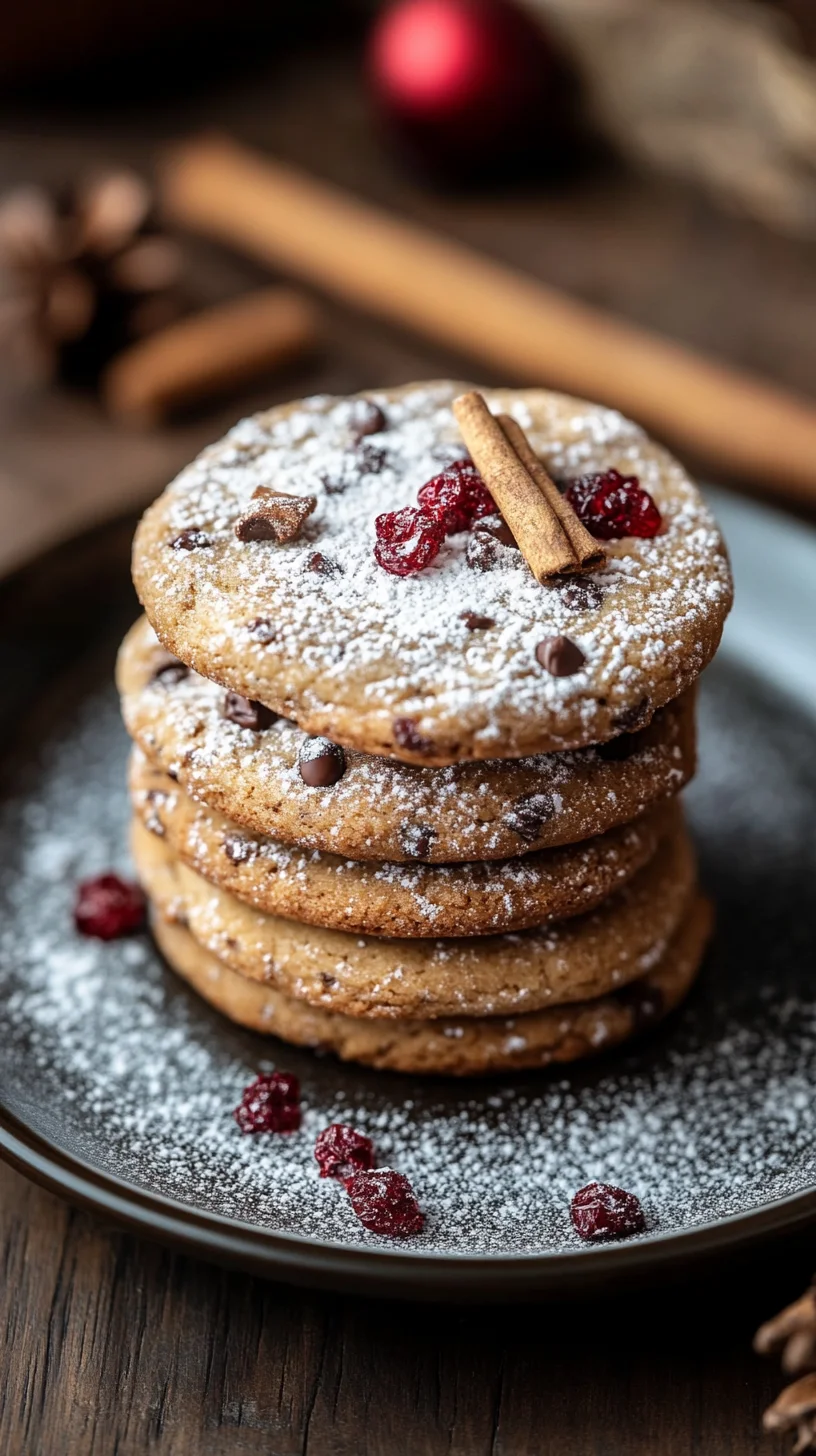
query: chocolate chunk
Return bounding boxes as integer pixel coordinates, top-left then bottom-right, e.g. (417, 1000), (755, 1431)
(393, 718), (434, 755)
(358, 440), (388, 475)
(223, 833), (258, 864)
(151, 655), (189, 686)
(169, 528), (210, 551)
(298, 736), (346, 787)
(399, 823), (437, 859)
(504, 792), (556, 842)
(223, 693), (278, 731)
(476, 514), (517, 547)
(548, 575), (605, 612)
(246, 617), (276, 644)
(613, 697), (651, 732)
(536, 635), (586, 677)
(460, 611), (495, 630)
(235, 486), (316, 543)
(616, 981), (664, 1033)
(306, 551), (341, 576)
(349, 399), (387, 442)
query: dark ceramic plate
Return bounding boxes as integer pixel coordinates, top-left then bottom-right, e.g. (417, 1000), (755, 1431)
(1, 493), (815, 1300)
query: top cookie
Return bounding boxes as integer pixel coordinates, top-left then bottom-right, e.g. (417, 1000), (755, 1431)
(132, 381), (732, 764)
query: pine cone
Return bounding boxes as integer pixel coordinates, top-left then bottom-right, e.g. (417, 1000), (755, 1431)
(756, 1282), (816, 1450)
(0, 171), (182, 388)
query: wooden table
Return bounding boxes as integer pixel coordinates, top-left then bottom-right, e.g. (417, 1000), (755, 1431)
(1, 28), (814, 1454)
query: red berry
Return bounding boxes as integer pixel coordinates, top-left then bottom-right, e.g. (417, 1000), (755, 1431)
(570, 1181), (646, 1242)
(564, 470), (662, 541)
(417, 458), (495, 534)
(234, 1071), (301, 1134)
(315, 1124), (376, 1183)
(374, 507), (444, 576)
(346, 1169), (424, 1236)
(74, 873), (145, 939)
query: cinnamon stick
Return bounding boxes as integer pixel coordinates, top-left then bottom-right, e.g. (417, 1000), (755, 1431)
(453, 391), (580, 581)
(104, 286), (318, 426)
(497, 414), (605, 571)
(159, 136), (816, 505)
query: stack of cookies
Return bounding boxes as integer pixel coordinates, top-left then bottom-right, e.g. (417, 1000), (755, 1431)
(118, 381), (732, 1075)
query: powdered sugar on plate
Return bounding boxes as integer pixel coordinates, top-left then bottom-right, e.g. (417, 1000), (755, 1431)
(1, 662), (815, 1257)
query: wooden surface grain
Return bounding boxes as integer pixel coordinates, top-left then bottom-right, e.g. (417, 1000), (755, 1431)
(0, 25), (815, 1454)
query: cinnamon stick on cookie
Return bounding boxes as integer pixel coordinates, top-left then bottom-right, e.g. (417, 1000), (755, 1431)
(453, 391), (606, 581)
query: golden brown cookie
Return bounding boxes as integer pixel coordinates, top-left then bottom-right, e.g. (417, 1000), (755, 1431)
(132, 815), (696, 1020)
(130, 749), (675, 938)
(118, 616), (696, 863)
(151, 897), (711, 1075)
(131, 381), (732, 764)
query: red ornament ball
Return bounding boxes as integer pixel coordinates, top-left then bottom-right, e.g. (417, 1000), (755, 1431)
(367, 0), (559, 176)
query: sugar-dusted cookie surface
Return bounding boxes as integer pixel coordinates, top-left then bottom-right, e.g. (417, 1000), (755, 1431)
(133, 816), (696, 1020)
(131, 749), (673, 938)
(132, 381), (732, 763)
(118, 616), (696, 862)
(152, 900), (711, 1075)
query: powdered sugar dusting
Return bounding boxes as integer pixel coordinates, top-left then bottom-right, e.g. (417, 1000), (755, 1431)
(133, 383), (733, 753)
(1, 664), (815, 1257)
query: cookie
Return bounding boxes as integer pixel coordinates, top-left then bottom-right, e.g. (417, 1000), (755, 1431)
(130, 748), (674, 938)
(151, 897), (711, 1075)
(131, 815), (696, 1019)
(131, 381), (732, 764)
(118, 616), (696, 863)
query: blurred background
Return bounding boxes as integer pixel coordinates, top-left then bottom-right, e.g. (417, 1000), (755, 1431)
(0, 0), (815, 575)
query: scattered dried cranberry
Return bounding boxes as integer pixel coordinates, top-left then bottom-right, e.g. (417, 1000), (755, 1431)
(315, 1124), (375, 1183)
(234, 1071), (301, 1134)
(346, 1169), (424, 1237)
(374, 507), (445, 577)
(570, 1181), (646, 1242)
(417, 459), (495, 535)
(74, 873), (145, 940)
(564, 470), (662, 541)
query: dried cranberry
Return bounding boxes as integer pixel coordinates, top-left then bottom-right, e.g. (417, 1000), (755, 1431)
(346, 1169), (424, 1237)
(565, 470), (662, 541)
(234, 1071), (301, 1134)
(374, 507), (444, 577)
(570, 1182), (646, 1241)
(417, 459), (495, 535)
(315, 1124), (375, 1183)
(74, 873), (145, 940)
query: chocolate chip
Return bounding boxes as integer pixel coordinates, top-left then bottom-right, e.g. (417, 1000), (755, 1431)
(169, 528), (210, 551)
(151, 655), (189, 686)
(616, 981), (664, 1033)
(535, 635), (586, 677)
(349, 399), (387, 442)
(460, 611), (495, 630)
(235, 486), (316, 544)
(548, 575), (605, 612)
(613, 697), (651, 732)
(476, 515), (517, 547)
(246, 617), (276, 644)
(223, 833), (257, 864)
(319, 470), (348, 496)
(596, 730), (642, 762)
(223, 693), (278, 731)
(399, 823), (437, 859)
(393, 718), (434, 755)
(306, 551), (341, 576)
(466, 533), (499, 571)
(357, 440), (387, 475)
(321, 971), (339, 989)
(298, 736), (346, 787)
(503, 792), (556, 842)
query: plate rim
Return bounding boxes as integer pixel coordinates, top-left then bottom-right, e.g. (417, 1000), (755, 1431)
(4, 1102), (816, 1298)
(2, 502), (816, 1298)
